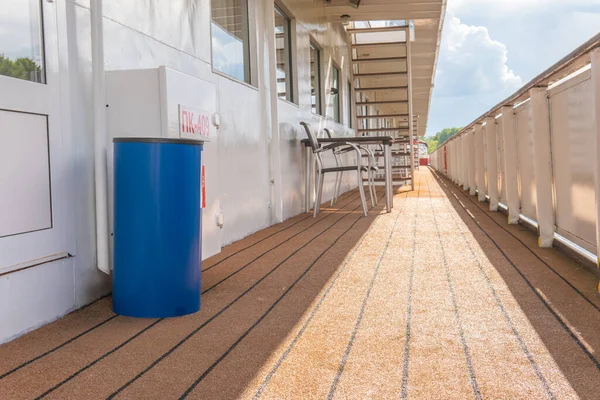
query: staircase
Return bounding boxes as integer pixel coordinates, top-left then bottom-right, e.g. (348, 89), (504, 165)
(347, 21), (417, 190)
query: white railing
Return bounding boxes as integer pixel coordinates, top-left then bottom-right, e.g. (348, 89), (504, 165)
(430, 34), (600, 285)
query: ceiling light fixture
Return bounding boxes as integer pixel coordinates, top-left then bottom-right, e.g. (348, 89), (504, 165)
(340, 14), (351, 26)
(349, 0), (361, 9)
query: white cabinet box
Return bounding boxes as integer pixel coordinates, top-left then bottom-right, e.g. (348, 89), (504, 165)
(106, 66), (221, 261)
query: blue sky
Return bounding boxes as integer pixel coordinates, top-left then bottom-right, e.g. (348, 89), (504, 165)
(427, 0), (600, 136)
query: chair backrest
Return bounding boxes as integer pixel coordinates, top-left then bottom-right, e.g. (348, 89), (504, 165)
(323, 128), (334, 138)
(300, 122), (321, 152)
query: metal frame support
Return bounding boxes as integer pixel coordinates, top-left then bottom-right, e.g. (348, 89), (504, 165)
(453, 140), (458, 184)
(457, 135), (464, 187)
(500, 105), (520, 223)
(406, 31), (415, 191)
(485, 116), (499, 211)
(530, 87), (555, 248)
(591, 48), (600, 289)
(464, 133), (468, 190)
(447, 141), (452, 179)
(475, 123), (486, 201)
(469, 129), (476, 196)
(449, 141), (454, 182)
(454, 140), (459, 184)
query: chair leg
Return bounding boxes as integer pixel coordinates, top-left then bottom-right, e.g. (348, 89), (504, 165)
(314, 172), (324, 218)
(331, 171), (340, 207)
(335, 171), (344, 204)
(357, 170), (368, 217)
(368, 170), (376, 207)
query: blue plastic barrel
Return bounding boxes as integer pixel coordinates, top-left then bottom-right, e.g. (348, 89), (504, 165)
(113, 138), (203, 318)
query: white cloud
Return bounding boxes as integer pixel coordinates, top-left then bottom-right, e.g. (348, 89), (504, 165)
(449, 0), (600, 15)
(434, 13), (522, 97)
(427, 0), (600, 135)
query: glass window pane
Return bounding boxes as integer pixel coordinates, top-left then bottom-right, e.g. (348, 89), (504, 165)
(310, 43), (321, 115)
(332, 65), (340, 123)
(275, 6), (293, 102)
(211, 0), (250, 83)
(0, 0), (45, 84)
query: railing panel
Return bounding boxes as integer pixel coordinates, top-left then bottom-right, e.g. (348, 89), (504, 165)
(496, 116), (507, 204)
(483, 128), (488, 194)
(515, 101), (537, 220)
(549, 70), (597, 253)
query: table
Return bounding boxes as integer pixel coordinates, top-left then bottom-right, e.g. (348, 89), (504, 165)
(301, 136), (395, 214)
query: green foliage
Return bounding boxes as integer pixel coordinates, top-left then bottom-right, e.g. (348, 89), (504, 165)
(0, 54), (41, 82)
(425, 127), (462, 153)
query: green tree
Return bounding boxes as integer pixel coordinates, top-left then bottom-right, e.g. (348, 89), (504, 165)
(0, 54), (42, 82)
(424, 127), (462, 153)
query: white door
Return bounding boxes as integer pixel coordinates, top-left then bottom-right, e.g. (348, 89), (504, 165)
(0, 0), (69, 273)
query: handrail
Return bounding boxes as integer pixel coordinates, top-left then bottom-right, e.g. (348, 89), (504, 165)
(435, 33), (600, 146)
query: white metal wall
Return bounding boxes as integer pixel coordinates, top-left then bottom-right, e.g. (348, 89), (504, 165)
(0, 0), (358, 343)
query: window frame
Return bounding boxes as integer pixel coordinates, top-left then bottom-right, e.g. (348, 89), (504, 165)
(0, 0), (46, 84)
(309, 41), (322, 116)
(347, 80), (353, 128)
(331, 61), (341, 123)
(209, 0), (254, 85)
(274, 4), (295, 103)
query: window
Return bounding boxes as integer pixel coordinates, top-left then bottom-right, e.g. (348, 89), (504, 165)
(274, 6), (293, 102)
(310, 42), (321, 115)
(331, 64), (340, 123)
(211, 0), (251, 83)
(347, 81), (353, 128)
(0, 0), (45, 83)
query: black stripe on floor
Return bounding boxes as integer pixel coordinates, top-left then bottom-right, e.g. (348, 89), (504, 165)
(427, 177), (482, 400)
(202, 190), (357, 273)
(327, 191), (409, 399)
(253, 191), (408, 399)
(106, 191), (382, 400)
(178, 193), (386, 399)
(433, 175), (557, 398)
(443, 170), (600, 313)
(432, 170), (600, 371)
(0, 193), (360, 383)
(400, 183), (420, 399)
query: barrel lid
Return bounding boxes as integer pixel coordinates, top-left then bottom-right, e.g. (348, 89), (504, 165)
(113, 137), (205, 145)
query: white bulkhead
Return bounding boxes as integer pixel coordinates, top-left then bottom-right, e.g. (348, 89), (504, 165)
(0, 0), (359, 343)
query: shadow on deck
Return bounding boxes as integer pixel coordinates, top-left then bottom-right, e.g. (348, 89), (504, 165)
(0, 169), (599, 399)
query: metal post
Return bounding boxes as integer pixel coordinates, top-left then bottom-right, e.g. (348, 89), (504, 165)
(530, 87), (555, 248)
(501, 105), (520, 223)
(462, 133), (469, 191)
(469, 129), (476, 196)
(448, 140), (456, 183)
(590, 48), (600, 289)
(457, 136), (462, 187)
(384, 143), (393, 212)
(485, 116), (499, 211)
(475, 123), (486, 201)
(406, 27), (415, 191)
(91, 0), (110, 274)
(304, 145), (312, 213)
(447, 142), (451, 179)
(454, 139), (459, 184)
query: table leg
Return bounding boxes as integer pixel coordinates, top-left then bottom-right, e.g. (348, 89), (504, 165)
(305, 146), (312, 213)
(384, 144), (392, 213)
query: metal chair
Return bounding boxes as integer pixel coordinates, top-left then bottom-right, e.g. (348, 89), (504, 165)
(323, 128), (378, 207)
(300, 122), (369, 217)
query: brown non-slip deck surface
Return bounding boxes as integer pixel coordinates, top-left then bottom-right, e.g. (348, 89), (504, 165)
(1, 169), (599, 399)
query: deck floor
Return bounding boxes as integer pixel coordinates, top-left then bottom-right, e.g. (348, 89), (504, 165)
(1, 168), (599, 399)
